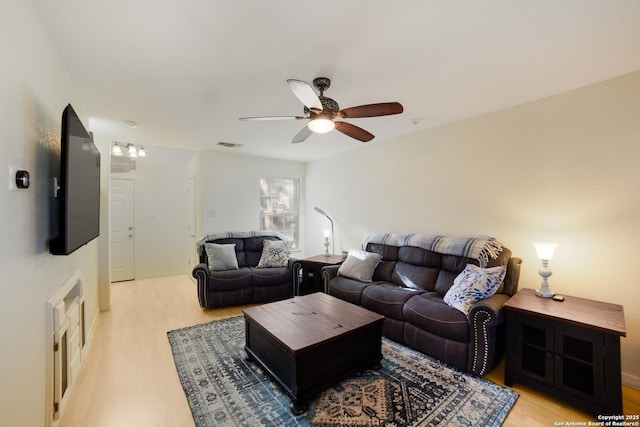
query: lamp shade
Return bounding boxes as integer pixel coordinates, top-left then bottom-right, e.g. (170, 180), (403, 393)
(307, 117), (335, 133)
(533, 242), (557, 260)
(111, 143), (123, 156)
(314, 206), (328, 216)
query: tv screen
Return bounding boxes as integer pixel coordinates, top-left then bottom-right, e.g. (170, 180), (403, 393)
(50, 104), (101, 255)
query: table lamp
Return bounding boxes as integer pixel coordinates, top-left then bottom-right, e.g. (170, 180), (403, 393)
(533, 242), (557, 298)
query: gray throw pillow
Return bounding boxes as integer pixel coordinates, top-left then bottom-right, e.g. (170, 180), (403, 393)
(337, 249), (382, 282)
(204, 243), (239, 271)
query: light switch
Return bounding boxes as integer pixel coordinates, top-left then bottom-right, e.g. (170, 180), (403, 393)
(16, 170), (30, 189)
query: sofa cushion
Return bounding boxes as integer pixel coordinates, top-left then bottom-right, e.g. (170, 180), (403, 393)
(327, 276), (373, 305)
(361, 283), (424, 320)
(391, 262), (439, 291)
(250, 266), (291, 287)
(207, 267), (253, 291)
(403, 292), (469, 342)
(338, 249), (382, 282)
(204, 243), (239, 271)
(366, 243), (399, 262)
(432, 254), (476, 295)
(397, 246), (442, 267)
(372, 260), (396, 282)
(443, 264), (507, 314)
(257, 240), (292, 268)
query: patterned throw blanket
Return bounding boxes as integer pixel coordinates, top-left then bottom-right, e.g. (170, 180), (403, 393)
(363, 233), (503, 267)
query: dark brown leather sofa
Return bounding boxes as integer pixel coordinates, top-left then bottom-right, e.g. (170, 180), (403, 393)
(192, 232), (297, 308)
(322, 234), (522, 376)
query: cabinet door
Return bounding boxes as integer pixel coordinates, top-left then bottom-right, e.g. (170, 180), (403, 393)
(554, 324), (604, 404)
(300, 263), (323, 294)
(514, 316), (554, 385)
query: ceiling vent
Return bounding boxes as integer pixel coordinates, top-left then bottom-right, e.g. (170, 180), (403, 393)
(217, 141), (242, 148)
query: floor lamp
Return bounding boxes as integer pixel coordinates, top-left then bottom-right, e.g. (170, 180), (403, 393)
(314, 207), (334, 256)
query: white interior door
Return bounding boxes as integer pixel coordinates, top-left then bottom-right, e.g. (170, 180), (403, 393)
(111, 179), (135, 282)
(186, 176), (197, 272)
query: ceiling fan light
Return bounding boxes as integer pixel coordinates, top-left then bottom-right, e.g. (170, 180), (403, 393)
(307, 117), (335, 134)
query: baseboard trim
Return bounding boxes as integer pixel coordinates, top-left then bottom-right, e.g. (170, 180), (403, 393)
(135, 270), (186, 280)
(622, 371), (640, 390)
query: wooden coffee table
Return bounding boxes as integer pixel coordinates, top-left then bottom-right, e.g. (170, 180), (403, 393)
(243, 292), (384, 414)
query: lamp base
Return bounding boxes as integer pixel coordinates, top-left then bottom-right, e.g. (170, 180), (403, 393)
(536, 264), (554, 298)
(535, 289), (555, 298)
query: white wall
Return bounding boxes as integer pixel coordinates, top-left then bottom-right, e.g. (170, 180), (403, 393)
(0, 1), (100, 425)
(95, 136), (112, 310)
(199, 150), (306, 251)
(304, 71), (640, 387)
(110, 146), (199, 279)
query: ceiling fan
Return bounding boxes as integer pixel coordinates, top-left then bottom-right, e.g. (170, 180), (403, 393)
(240, 77), (404, 143)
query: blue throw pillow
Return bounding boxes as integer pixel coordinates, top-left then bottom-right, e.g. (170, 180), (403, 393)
(444, 264), (506, 315)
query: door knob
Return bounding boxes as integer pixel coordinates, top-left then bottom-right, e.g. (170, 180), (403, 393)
(128, 234), (133, 238)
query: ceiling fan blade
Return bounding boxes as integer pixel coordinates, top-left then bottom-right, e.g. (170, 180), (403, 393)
(239, 116), (306, 121)
(339, 102), (404, 118)
(287, 79), (322, 111)
(334, 121), (374, 142)
(292, 126), (313, 144)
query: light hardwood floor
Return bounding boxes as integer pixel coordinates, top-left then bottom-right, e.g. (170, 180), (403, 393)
(60, 275), (640, 427)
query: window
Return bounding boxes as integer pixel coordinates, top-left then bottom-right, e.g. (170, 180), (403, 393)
(259, 177), (300, 249)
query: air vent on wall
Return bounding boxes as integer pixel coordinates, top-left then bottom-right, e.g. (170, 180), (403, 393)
(217, 142), (243, 148)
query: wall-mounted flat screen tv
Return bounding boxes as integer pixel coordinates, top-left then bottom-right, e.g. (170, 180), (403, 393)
(50, 104), (101, 255)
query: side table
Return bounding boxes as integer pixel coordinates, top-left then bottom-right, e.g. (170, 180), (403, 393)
(293, 254), (344, 295)
(504, 288), (626, 416)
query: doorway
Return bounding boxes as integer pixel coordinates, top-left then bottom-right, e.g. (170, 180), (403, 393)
(110, 178), (135, 282)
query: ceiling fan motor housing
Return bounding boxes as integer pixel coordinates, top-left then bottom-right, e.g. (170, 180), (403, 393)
(304, 96), (339, 116)
(312, 77), (331, 92)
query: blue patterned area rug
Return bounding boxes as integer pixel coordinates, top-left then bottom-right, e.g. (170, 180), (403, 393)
(167, 316), (517, 427)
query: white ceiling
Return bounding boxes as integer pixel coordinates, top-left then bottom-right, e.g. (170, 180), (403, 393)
(32, 0), (640, 162)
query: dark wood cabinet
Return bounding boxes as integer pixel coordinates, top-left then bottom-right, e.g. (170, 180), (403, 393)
(243, 293), (384, 413)
(504, 288), (626, 416)
(294, 255), (343, 295)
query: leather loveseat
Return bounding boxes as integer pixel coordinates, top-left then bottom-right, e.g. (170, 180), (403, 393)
(322, 233), (522, 376)
(192, 231), (297, 308)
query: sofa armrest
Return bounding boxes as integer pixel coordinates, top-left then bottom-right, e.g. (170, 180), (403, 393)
(466, 292), (511, 375)
(503, 257), (523, 296)
(321, 265), (341, 293)
(468, 293), (510, 326)
(290, 259), (302, 295)
(192, 263), (210, 308)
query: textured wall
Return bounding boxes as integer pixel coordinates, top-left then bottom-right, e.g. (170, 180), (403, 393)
(304, 71), (640, 387)
(0, 1), (100, 425)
